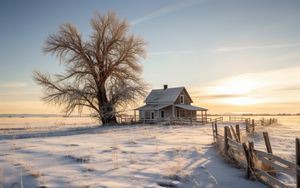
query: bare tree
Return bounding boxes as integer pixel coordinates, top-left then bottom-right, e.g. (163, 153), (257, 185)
(33, 12), (147, 125)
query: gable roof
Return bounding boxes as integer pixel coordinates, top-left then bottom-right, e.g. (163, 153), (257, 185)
(145, 87), (193, 104)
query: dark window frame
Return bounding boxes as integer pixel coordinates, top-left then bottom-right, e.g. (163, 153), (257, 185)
(160, 110), (164, 118)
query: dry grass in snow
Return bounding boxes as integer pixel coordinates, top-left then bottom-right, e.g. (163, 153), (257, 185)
(0, 124), (267, 188)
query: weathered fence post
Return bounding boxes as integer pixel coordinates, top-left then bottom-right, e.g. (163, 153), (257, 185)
(214, 122), (218, 136)
(296, 138), (300, 188)
(263, 132), (277, 176)
(230, 125), (239, 142)
(246, 122), (249, 134)
(242, 143), (250, 179)
(211, 122), (215, 142)
(249, 142), (255, 178)
(263, 132), (273, 154)
(224, 126), (229, 155)
(235, 124), (240, 142)
(243, 142), (255, 179)
(227, 126), (233, 139)
(252, 119), (255, 132)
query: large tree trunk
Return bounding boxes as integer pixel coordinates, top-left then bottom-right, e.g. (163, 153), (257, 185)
(98, 86), (117, 125)
(101, 114), (117, 125)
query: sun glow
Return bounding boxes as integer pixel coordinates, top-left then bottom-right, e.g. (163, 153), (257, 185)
(195, 66), (300, 111)
(200, 76), (267, 106)
(223, 97), (257, 105)
(212, 78), (264, 95)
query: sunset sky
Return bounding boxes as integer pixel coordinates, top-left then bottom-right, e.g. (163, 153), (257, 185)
(1, 0), (300, 114)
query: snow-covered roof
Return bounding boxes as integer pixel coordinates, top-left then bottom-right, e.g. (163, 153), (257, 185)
(145, 87), (192, 103)
(175, 104), (207, 111)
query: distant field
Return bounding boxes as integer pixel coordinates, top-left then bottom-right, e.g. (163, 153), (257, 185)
(0, 116), (99, 129)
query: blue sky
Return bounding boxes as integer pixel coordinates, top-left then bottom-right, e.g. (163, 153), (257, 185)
(1, 0), (300, 113)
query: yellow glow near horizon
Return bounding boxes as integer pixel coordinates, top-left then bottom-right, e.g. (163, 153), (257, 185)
(223, 97), (257, 105)
(206, 77), (263, 106)
(212, 77), (264, 95)
(195, 66), (300, 111)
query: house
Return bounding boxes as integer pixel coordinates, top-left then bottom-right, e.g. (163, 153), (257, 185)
(135, 85), (208, 123)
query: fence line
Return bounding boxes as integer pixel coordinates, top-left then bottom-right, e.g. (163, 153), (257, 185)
(118, 115), (223, 125)
(212, 118), (300, 188)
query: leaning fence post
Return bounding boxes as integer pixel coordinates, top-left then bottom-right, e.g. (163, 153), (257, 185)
(230, 125), (239, 142)
(214, 122), (218, 136)
(296, 138), (300, 188)
(224, 126), (229, 155)
(211, 122), (215, 142)
(263, 132), (273, 154)
(235, 124), (240, 142)
(243, 142), (255, 179)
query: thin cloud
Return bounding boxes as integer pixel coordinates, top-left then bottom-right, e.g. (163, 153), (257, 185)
(192, 94), (243, 100)
(130, 0), (203, 25)
(214, 43), (300, 52)
(0, 82), (28, 89)
(149, 50), (196, 56)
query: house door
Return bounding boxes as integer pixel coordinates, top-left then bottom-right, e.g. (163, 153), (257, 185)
(151, 111), (155, 119)
(176, 109), (180, 118)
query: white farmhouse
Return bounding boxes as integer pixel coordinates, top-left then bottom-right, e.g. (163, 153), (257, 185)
(136, 85), (208, 123)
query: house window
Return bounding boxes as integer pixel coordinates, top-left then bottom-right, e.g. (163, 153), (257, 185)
(151, 111), (155, 119)
(161, 110), (164, 118)
(180, 95), (184, 104)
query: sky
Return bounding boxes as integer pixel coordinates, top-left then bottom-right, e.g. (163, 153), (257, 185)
(0, 0), (300, 114)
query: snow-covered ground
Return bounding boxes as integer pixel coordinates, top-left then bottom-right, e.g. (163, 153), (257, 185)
(247, 116), (300, 163)
(0, 122), (267, 188)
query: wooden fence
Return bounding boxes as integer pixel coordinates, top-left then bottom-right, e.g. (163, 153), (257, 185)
(211, 118), (300, 188)
(243, 118), (278, 134)
(229, 116), (250, 123)
(118, 115), (222, 125)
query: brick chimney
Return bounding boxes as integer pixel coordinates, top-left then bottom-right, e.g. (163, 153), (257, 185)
(163, 84), (168, 90)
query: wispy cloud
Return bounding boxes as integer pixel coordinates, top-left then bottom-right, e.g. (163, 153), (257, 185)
(0, 82), (28, 89)
(130, 0), (203, 25)
(214, 43), (300, 52)
(149, 50), (197, 56)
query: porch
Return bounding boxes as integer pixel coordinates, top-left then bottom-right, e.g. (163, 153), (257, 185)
(135, 104), (208, 124)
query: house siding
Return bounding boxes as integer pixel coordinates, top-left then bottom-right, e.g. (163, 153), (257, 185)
(159, 106), (173, 119)
(175, 90), (191, 105)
